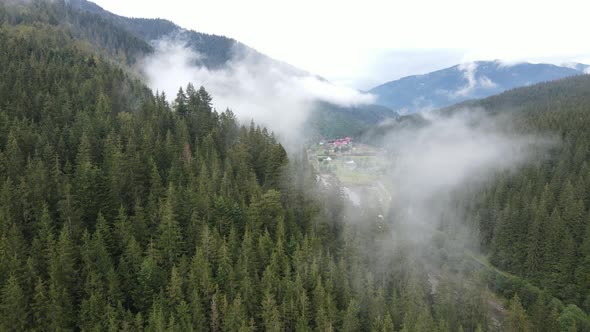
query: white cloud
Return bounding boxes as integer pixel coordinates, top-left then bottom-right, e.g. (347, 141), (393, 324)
(560, 62), (579, 70)
(95, 0), (590, 88)
(479, 76), (497, 88)
(453, 62), (478, 97)
(141, 36), (375, 147)
(452, 62), (498, 98)
(378, 110), (553, 238)
(493, 59), (524, 68)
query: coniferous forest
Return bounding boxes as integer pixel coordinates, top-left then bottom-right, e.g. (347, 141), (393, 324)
(1, 1), (590, 331)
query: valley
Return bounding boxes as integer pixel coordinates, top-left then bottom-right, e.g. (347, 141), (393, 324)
(308, 138), (391, 221)
(0, 1), (589, 331)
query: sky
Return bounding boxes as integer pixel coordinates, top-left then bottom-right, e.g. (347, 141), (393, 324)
(93, 0), (590, 89)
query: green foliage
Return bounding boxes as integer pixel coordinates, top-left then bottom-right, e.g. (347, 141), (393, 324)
(7, 1), (590, 331)
(506, 294), (531, 332)
(451, 75), (590, 317)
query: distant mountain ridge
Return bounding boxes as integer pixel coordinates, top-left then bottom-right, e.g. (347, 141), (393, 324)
(67, 0), (315, 76)
(64, 0), (396, 137)
(67, 0), (252, 69)
(369, 61), (588, 114)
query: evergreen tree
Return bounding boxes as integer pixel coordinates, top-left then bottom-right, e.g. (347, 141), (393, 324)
(1, 274), (29, 331)
(506, 294), (531, 332)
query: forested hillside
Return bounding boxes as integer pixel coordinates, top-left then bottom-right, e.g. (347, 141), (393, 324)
(423, 75), (590, 331)
(60, 0), (399, 140)
(2, 1), (590, 331)
(454, 76), (590, 312)
(305, 101), (398, 138)
(369, 61), (586, 114)
(358, 75), (590, 331)
(0, 2), (495, 331)
(0, 0), (152, 65)
(67, 0), (249, 69)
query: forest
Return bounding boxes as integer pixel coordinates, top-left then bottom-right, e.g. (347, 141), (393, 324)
(0, 1), (589, 331)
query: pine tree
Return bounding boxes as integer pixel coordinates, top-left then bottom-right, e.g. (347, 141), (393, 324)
(575, 220), (590, 311)
(47, 224), (77, 330)
(167, 265), (184, 310)
(383, 313), (395, 332)
(31, 277), (48, 326)
(506, 294), (530, 332)
(261, 290), (283, 332)
(342, 299), (360, 332)
(224, 295), (247, 332)
(134, 242), (163, 312)
(174, 87), (188, 116)
(157, 184), (183, 267)
(1, 274), (29, 331)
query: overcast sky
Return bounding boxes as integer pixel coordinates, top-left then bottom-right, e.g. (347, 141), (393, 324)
(93, 0), (590, 89)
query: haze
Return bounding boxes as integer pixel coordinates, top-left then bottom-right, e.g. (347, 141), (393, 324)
(94, 0), (590, 89)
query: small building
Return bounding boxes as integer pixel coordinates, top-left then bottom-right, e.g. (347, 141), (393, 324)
(344, 160), (356, 169)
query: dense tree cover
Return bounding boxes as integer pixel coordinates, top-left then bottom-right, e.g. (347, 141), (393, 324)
(61, 0), (400, 140)
(0, 0), (153, 65)
(3, 1), (590, 331)
(0, 3), (504, 331)
(451, 76), (590, 324)
(361, 75), (590, 330)
(66, 0), (253, 69)
(124, 17), (239, 69)
(306, 101), (398, 140)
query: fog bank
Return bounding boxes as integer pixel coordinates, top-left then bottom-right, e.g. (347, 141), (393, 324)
(141, 35), (376, 147)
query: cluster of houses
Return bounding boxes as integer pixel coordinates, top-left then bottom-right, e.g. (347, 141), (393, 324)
(319, 137), (353, 152)
(330, 137), (352, 148)
(315, 137), (358, 171)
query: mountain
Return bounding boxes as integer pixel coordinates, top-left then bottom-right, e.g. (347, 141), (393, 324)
(64, 0), (396, 137)
(0, 2), (497, 330)
(0, 0), (154, 66)
(370, 74), (590, 317)
(360, 75), (590, 327)
(306, 101), (397, 138)
(369, 60), (587, 114)
(449, 74), (590, 318)
(67, 0), (258, 69)
(563, 62), (590, 73)
(2, 1), (590, 330)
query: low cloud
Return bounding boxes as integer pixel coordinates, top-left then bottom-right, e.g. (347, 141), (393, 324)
(454, 62), (479, 97)
(494, 59), (525, 68)
(377, 110), (552, 243)
(450, 62), (497, 98)
(140, 35), (375, 147)
(478, 75), (497, 88)
(453, 62), (497, 98)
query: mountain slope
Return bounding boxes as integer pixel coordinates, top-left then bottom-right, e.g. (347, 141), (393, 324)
(370, 61), (586, 114)
(65, 0), (397, 137)
(442, 75), (590, 316)
(68, 0), (248, 69)
(306, 101), (397, 138)
(0, 3), (500, 331)
(363, 74), (590, 325)
(0, 0), (153, 66)
(3, 2), (590, 330)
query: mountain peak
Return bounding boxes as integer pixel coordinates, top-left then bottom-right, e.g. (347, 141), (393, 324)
(369, 61), (586, 113)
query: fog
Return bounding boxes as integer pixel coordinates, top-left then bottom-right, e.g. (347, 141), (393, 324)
(386, 111), (535, 205)
(453, 62), (497, 98)
(375, 110), (552, 248)
(140, 35), (375, 148)
(141, 33), (552, 270)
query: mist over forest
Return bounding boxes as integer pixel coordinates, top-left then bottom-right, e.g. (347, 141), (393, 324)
(0, 1), (589, 331)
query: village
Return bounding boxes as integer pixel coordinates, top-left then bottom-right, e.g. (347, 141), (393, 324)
(308, 137), (393, 231)
(308, 136), (386, 185)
